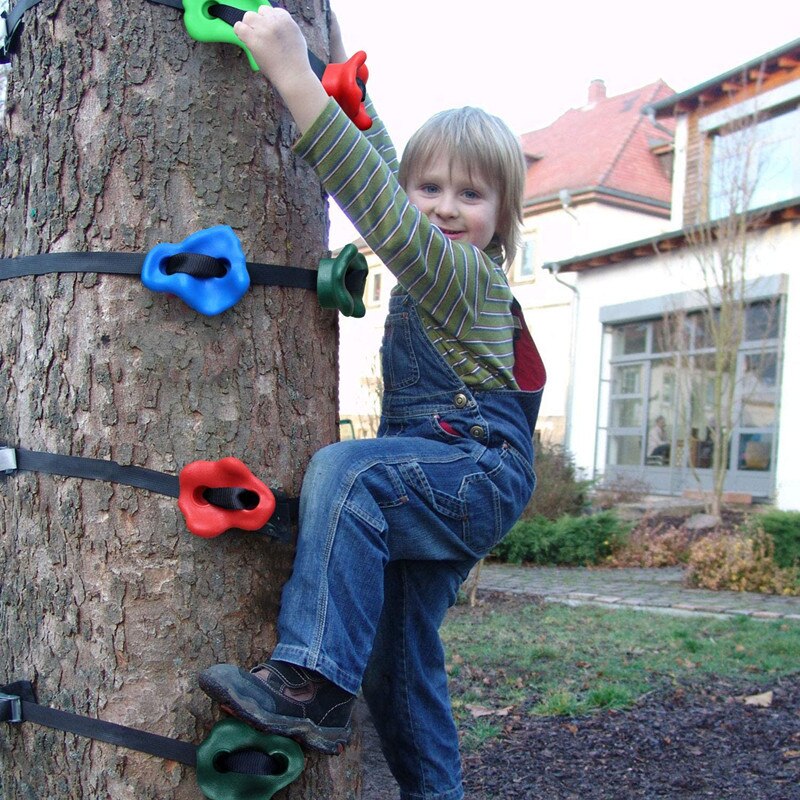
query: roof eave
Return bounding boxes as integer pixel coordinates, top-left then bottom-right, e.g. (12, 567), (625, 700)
(644, 37), (800, 119)
(524, 186), (670, 216)
(544, 196), (800, 274)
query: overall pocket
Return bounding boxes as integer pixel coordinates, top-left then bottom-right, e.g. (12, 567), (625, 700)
(380, 311), (420, 391)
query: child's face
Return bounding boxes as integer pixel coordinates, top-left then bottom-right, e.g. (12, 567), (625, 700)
(406, 152), (499, 251)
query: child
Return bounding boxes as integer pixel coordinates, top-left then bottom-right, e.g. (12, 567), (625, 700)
(199, 8), (546, 799)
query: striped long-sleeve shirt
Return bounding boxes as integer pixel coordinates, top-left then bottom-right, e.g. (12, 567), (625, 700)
(294, 99), (520, 390)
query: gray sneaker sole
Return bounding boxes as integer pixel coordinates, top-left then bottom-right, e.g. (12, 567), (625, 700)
(199, 667), (352, 756)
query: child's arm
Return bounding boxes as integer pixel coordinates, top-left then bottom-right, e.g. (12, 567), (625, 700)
(233, 7), (329, 134)
(238, 8), (398, 174)
(237, 8), (510, 357)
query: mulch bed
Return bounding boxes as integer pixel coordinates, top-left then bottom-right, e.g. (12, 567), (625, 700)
(461, 676), (800, 799)
(360, 587), (800, 800)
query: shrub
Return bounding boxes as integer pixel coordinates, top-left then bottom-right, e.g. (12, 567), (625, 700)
(685, 530), (800, 595)
(751, 510), (800, 569)
(606, 521), (695, 567)
(524, 443), (592, 521)
(492, 511), (630, 567)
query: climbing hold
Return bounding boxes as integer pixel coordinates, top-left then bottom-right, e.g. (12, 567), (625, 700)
(196, 718), (304, 800)
(141, 225), (250, 316)
(178, 457), (276, 538)
(317, 243), (368, 318)
(182, 0), (266, 71)
(322, 52), (371, 131)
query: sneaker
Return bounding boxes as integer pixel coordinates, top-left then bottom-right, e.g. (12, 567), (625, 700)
(199, 660), (356, 755)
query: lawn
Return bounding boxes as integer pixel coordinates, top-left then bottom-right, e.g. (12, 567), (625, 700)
(442, 592), (800, 734)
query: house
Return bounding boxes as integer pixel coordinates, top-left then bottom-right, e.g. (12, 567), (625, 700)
(339, 79), (677, 441)
(544, 38), (800, 509)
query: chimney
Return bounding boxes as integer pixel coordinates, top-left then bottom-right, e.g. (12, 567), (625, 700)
(588, 79), (606, 105)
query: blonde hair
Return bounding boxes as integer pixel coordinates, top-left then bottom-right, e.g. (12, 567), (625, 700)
(398, 107), (526, 266)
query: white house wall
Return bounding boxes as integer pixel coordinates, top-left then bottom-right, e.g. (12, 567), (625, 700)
(514, 201), (675, 440)
(528, 202), (674, 266)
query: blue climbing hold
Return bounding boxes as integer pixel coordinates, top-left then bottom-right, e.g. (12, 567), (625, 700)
(141, 225), (250, 316)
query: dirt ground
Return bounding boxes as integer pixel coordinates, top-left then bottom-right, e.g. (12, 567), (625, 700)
(359, 593), (800, 800)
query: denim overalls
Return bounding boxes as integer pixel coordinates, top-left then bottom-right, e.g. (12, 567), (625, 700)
(273, 291), (544, 800)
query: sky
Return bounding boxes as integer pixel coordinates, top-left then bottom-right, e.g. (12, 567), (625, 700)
(325, 0), (797, 246)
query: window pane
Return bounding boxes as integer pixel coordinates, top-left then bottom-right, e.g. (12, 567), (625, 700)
(741, 352), (777, 426)
(612, 364), (642, 395)
(692, 309), (721, 350)
(750, 109), (800, 209)
(649, 358), (676, 406)
(738, 433), (772, 471)
(652, 318), (674, 353)
(608, 435), (643, 466)
(687, 354), (732, 469)
(611, 398), (642, 427)
(519, 240), (535, 278)
(745, 299), (780, 341)
(611, 323), (647, 356)
(646, 358), (676, 466)
(709, 107), (800, 218)
(710, 125), (750, 218)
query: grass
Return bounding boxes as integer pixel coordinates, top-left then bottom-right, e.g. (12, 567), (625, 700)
(442, 597), (800, 743)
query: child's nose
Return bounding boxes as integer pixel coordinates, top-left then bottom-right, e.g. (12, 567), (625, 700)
(435, 192), (458, 217)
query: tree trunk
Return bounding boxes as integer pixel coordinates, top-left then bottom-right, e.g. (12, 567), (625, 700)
(0, 0), (360, 797)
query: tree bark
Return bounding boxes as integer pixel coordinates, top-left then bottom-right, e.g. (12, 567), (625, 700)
(0, 0), (359, 797)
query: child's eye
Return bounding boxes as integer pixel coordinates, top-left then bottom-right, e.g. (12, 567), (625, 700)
(419, 184), (439, 195)
(462, 189), (481, 201)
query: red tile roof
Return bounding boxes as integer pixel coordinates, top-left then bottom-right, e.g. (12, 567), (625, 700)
(521, 80), (675, 209)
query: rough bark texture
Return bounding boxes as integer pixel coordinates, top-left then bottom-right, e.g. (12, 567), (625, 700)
(0, 0), (360, 797)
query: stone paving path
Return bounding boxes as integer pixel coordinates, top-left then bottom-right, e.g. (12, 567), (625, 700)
(479, 562), (800, 620)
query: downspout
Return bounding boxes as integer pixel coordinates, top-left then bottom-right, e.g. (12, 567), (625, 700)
(542, 189), (581, 452)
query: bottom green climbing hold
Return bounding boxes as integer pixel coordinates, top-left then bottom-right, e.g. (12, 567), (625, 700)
(197, 717), (305, 800)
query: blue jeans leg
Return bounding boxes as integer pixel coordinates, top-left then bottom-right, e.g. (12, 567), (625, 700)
(362, 559), (469, 800)
(272, 436), (518, 694)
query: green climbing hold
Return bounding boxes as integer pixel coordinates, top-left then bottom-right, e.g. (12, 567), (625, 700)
(196, 717), (304, 800)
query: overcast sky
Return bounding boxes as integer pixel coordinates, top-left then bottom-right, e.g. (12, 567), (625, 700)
(326, 0), (797, 245)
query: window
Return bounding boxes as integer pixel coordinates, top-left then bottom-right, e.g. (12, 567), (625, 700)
(371, 271), (382, 304)
(604, 299), (781, 476)
(366, 269), (382, 307)
(514, 239), (536, 282)
(607, 364), (644, 466)
(709, 104), (800, 219)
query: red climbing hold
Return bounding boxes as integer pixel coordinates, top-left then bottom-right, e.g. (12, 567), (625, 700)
(178, 457), (276, 538)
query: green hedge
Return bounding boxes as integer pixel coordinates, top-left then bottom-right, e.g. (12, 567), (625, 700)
(753, 510), (800, 569)
(492, 511), (630, 566)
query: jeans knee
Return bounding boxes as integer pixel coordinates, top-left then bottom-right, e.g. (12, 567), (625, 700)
(303, 441), (361, 492)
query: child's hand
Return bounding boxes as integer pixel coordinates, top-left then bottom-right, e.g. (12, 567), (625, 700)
(234, 5), (329, 133)
(234, 6), (310, 91)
